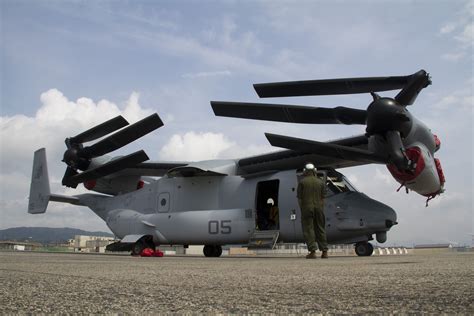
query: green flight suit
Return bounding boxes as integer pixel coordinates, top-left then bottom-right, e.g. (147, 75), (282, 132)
(297, 173), (328, 252)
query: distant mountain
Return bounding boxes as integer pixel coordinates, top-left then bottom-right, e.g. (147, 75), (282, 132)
(0, 227), (114, 244)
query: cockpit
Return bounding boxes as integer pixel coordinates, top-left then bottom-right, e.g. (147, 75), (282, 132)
(322, 170), (359, 196)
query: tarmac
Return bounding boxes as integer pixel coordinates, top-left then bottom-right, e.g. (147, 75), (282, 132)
(0, 251), (473, 314)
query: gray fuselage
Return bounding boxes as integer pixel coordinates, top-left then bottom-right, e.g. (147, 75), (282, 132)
(85, 169), (397, 247)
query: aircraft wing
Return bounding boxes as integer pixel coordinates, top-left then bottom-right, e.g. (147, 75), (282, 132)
(110, 161), (188, 177)
(236, 134), (371, 175)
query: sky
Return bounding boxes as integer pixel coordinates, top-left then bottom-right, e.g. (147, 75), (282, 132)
(1, 0), (472, 246)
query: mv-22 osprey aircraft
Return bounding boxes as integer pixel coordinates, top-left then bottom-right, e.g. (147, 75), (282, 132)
(29, 70), (445, 257)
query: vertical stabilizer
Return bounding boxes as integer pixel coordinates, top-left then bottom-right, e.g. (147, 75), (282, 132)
(28, 148), (51, 214)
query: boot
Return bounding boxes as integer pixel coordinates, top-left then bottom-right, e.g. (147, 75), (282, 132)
(321, 250), (329, 259)
(306, 251), (317, 259)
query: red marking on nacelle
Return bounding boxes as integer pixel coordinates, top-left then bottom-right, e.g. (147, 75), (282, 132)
(137, 180), (144, 190)
(433, 134), (441, 151)
(422, 158), (446, 198)
(434, 158), (445, 185)
(387, 146), (425, 182)
(83, 180), (96, 190)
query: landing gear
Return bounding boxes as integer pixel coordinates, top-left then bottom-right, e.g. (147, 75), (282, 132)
(131, 241), (146, 256)
(203, 245), (222, 257)
(131, 237), (155, 256)
(355, 242), (374, 256)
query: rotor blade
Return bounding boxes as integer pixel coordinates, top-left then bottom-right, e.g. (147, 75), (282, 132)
(395, 70), (431, 105)
(254, 74), (414, 98)
(70, 116), (129, 144)
(83, 113), (163, 158)
(265, 133), (388, 164)
(61, 166), (79, 188)
(211, 101), (367, 125)
(66, 150), (149, 185)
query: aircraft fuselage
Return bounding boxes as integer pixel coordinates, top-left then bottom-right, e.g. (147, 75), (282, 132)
(86, 169), (397, 247)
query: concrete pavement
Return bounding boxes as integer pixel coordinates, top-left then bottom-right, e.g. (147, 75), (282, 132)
(0, 251), (472, 313)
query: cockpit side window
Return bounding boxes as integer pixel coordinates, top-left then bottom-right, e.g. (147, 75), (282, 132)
(342, 176), (359, 192)
(326, 175), (359, 195)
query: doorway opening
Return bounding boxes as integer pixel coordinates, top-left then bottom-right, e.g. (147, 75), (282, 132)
(255, 180), (280, 231)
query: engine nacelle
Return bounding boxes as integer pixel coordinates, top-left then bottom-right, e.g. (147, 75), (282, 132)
(387, 145), (445, 197)
(83, 175), (144, 195)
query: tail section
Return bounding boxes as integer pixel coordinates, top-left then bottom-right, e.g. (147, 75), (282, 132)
(28, 148), (51, 214)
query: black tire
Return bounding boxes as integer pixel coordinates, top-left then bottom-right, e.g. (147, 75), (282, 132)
(213, 245), (223, 257)
(203, 245), (214, 257)
(355, 242), (374, 256)
(145, 240), (156, 251)
(203, 245), (222, 257)
(366, 242), (374, 256)
(131, 241), (146, 256)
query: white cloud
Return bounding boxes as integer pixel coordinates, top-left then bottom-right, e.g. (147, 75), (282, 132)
(163, 113), (175, 124)
(439, 1), (473, 62)
(158, 131), (275, 162)
(0, 89), (153, 230)
(441, 52), (466, 61)
(218, 16), (263, 58)
(219, 143), (275, 160)
(374, 167), (394, 186)
(263, 3), (398, 60)
(35, 89), (147, 125)
(439, 23), (457, 34)
(431, 78), (473, 115)
(119, 22), (282, 79)
(455, 23), (474, 44)
(181, 70), (232, 79)
(1, 89), (152, 175)
(159, 132), (235, 161)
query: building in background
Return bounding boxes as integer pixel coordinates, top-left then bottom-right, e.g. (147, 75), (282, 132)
(0, 241), (43, 251)
(72, 235), (115, 253)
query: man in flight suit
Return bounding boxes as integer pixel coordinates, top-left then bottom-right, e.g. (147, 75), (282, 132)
(297, 163), (329, 259)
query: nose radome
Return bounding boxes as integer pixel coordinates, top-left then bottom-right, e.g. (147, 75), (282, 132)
(342, 192), (398, 228)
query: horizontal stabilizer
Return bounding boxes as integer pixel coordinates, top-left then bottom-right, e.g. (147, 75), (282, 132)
(50, 194), (81, 205)
(265, 133), (388, 164)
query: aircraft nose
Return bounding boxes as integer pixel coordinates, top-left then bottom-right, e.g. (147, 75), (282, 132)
(335, 192), (397, 231)
(368, 197), (398, 228)
(363, 197), (398, 243)
(386, 218), (397, 228)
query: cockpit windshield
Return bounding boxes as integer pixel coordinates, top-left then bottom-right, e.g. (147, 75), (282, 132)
(326, 173), (359, 195)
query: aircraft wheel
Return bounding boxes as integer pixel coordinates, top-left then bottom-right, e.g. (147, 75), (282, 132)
(131, 240), (146, 256)
(366, 242), (374, 256)
(355, 242), (374, 256)
(213, 245), (223, 257)
(145, 240), (156, 251)
(203, 245), (222, 257)
(203, 245), (214, 257)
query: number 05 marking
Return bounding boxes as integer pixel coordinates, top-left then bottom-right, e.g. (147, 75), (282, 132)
(208, 220), (232, 234)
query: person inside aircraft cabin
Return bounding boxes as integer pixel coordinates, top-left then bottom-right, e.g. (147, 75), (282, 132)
(267, 198), (279, 230)
(297, 163), (329, 259)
